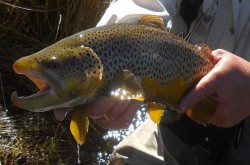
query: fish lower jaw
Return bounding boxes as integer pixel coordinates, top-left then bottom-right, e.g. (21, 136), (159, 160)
(11, 88), (57, 112)
(11, 88), (88, 112)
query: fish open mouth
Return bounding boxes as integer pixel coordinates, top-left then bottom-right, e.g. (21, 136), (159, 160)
(28, 73), (49, 91)
(11, 58), (66, 112)
(11, 69), (60, 111)
(11, 57), (52, 97)
(21, 71), (52, 98)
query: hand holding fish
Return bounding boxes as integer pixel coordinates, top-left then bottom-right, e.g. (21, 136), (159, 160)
(12, 15), (234, 144)
(84, 96), (140, 130)
(179, 49), (250, 128)
(53, 97), (140, 129)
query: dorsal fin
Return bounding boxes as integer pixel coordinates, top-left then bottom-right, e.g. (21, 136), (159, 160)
(178, 32), (184, 39)
(138, 15), (165, 29)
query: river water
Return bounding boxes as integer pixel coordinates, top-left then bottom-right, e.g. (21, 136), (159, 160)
(0, 105), (147, 164)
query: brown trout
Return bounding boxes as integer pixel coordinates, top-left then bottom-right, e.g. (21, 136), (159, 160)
(11, 15), (215, 145)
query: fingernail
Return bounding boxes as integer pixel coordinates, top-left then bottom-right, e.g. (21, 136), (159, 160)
(212, 50), (223, 60)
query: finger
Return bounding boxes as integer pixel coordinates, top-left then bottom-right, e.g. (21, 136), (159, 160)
(85, 96), (117, 118)
(210, 101), (248, 128)
(93, 100), (140, 130)
(179, 66), (221, 112)
(104, 100), (131, 121)
(109, 100), (140, 129)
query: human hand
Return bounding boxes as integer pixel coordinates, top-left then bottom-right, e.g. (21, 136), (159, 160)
(84, 96), (141, 130)
(54, 96), (141, 130)
(179, 49), (250, 128)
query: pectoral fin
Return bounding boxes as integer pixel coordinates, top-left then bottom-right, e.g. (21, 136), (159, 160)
(70, 108), (89, 145)
(106, 70), (144, 101)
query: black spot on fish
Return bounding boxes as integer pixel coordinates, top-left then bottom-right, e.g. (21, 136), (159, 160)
(70, 61), (76, 66)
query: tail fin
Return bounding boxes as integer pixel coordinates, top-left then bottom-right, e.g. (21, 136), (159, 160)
(196, 44), (213, 61)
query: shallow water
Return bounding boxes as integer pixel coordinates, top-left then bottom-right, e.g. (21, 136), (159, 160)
(0, 105), (147, 165)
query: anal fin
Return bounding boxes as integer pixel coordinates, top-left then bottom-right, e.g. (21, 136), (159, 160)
(144, 101), (182, 124)
(186, 96), (217, 124)
(144, 102), (165, 124)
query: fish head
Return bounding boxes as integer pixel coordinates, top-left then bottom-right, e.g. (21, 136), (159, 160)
(11, 38), (103, 112)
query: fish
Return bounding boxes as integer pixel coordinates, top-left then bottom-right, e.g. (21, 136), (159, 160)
(11, 15), (216, 145)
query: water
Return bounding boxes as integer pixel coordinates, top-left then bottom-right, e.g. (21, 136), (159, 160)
(0, 106), (148, 164)
(77, 143), (81, 164)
